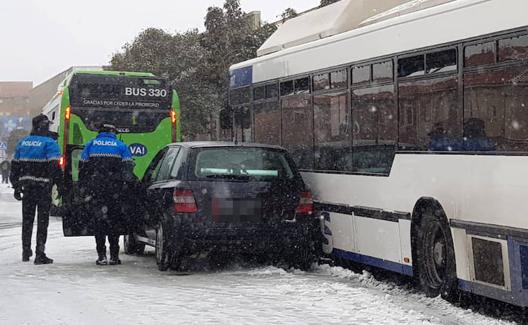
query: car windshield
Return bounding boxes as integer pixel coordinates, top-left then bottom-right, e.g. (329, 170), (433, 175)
(194, 147), (294, 180)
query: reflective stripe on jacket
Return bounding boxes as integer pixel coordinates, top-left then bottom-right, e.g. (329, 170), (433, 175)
(10, 134), (62, 188)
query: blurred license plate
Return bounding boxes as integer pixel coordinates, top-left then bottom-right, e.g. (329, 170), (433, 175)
(212, 198), (262, 223)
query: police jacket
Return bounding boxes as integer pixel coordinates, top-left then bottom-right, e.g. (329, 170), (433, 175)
(79, 132), (134, 195)
(10, 133), (62, 189)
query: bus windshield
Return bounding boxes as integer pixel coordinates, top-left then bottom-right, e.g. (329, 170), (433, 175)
(68, 74), (173, 132)
(74, 108), (169, 133)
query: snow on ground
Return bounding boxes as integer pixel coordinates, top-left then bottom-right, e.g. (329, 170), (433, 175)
(0, 184), (516, 325)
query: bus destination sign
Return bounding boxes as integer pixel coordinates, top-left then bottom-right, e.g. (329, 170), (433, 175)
(70, 75), (171, 110)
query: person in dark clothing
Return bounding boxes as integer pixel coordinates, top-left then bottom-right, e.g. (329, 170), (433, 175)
(1, 160), (10, 184)
(79, 124), (134, 266)
(10, 114), (63, 264)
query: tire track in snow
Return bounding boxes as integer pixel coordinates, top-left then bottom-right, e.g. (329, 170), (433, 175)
(0, 222), (21, 229)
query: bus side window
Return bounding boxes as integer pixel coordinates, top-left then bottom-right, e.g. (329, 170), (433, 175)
(498, 34), (528, 62)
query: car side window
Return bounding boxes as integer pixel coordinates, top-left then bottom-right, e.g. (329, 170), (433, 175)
(144, 149), (168, 183)
(170, 148), (186, 179)
(155, 147), (180, 182)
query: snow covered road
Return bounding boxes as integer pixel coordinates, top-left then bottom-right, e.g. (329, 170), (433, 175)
(0, 185), (517, 325)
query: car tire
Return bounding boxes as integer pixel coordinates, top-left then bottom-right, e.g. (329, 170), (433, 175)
(155, 221), (173, 271)
(415, 207), (458, 299)
(284, 240), (315, 271)
(123, 233), (145, 255)
(294, 244), (315, 271)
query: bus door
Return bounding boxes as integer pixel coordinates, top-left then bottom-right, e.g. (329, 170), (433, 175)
(62, 145), (143, 237)
(62, 145), (93, 237)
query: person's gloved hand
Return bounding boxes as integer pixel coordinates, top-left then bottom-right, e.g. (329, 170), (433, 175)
(14, 187), (23, 201)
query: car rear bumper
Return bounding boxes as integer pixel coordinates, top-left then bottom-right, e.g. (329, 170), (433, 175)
(174, 215), (321, 253)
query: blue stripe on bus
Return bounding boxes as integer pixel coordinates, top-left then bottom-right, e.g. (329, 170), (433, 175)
(333, 249), (413, 276)
(457, 279), (526, 306)
(457, 238), (528, 307)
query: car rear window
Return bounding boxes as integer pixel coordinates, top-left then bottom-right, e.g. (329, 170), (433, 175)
(194, 147), (295, 180)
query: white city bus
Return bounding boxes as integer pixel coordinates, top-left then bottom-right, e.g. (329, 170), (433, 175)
(228, 0), (528, 306)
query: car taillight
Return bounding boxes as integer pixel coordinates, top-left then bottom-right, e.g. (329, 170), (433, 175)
(296, 191), (313, 215)
(173, 189), (198, 213)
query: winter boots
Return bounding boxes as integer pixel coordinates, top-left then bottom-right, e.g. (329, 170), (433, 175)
(96, 253), (121, 265)
(109, 258), (122, 265)
(96, 254), (108, 266)
(22, 249), (33, 262)
(34, 254), (53, 265)
(95, 235), (121, 265)
(109, 251), (121, 265)
(23, 248), (53, 264)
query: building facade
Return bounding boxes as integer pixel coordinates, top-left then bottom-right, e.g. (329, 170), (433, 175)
(0, 82), (33, 140)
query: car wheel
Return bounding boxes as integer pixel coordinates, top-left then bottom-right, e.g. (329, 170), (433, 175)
(415, 208), (457, 299)
(294, 244), (315, 271)
(155, 222), (172, 271)
(284, 240), (315, 271)
(123, 233), (145, 255)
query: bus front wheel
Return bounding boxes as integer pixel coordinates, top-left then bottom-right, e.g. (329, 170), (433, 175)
(414, 205), (458, 300)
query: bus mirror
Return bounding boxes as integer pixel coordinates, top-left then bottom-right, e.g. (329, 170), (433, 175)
(220, 109), (233, 130)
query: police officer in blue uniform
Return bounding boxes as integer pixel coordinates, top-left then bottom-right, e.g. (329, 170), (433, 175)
(10, 114), (63, 264)
(79, 124), (134, 266)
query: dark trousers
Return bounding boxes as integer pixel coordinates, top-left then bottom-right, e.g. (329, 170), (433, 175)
(22, 186), (51, 256)
(92, 195), (121, 258)
(1, 171), (8, 183)
(95, 232), (120, 258)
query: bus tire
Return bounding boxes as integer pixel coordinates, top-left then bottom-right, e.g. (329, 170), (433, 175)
(123, 233), (145, 255)
(414, 204), (458, 300)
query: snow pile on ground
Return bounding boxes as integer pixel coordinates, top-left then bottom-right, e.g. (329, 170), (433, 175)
(0, 192), (517, 325)
(315, 264), (513, 325)
(0, 182), (13, 194)
(0, 183), (21, 227)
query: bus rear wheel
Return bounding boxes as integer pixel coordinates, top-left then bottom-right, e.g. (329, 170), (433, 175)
(415, 207), (457, 300)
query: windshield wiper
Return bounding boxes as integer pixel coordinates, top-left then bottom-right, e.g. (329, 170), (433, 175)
(204, 174), (250, 181)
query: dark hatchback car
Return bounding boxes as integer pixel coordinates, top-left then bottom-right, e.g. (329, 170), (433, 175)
(125, 142), (321, 271)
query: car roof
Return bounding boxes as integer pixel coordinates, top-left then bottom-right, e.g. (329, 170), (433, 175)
(168, 141), (286, 151)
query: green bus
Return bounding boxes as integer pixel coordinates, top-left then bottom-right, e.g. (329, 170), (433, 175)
(42, 70), (181, 236)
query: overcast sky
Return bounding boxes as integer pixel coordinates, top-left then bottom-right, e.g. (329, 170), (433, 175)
(0, 0), (319, 86)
